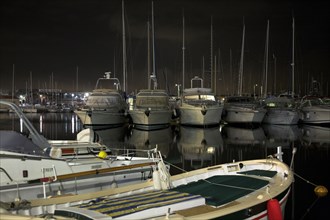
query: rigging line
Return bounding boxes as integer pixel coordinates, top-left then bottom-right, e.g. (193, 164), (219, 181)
(299, 196), (320, 220)
(293, 172), (318, 187)
(289, 146), (318, 187)
(163, 160), (187, 173)
(202, 178), (264, 192)
(164, 160), (270, 192)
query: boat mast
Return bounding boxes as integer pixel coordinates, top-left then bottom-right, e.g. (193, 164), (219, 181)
(264, 20), (269, 98)
(291, 17), (295, 98)
(147, 21), (151, 89)
(238, 20), (245, 96)
(122, 0), (127, 92)
(113, 50), (116, 78)
(30, 71), (33, 105)
(76, 66), (79, 94)
(11, 64), (15, 102)
(151, 1), (157, 89)
(230, 49), (232, 95)
(182, 11), (185, 91)
(210, 16), (213, 91)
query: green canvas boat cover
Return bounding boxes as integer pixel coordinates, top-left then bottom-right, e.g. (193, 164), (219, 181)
(172, 174), (272, 206)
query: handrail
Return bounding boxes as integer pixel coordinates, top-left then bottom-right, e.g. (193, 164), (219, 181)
(29, 162), (156, 184)
(0, 167), (13, 182)
(0, 100), (50, 150)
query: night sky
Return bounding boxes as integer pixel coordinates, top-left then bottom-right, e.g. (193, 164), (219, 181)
(1, 0), (329, 96)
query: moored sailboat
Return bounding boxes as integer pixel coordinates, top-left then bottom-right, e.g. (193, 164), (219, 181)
(222, 96), (266, 124)
(262, 97), (300, 125)
(74, 72), (127, 128)
(179, 76), (223, 126)
(128, 2), (173, 130)
(299, 96), (330, 124)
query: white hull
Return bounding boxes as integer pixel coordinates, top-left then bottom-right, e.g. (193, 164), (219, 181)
(129, 89), (173, 130)
(263, 109), (300, 125)
(0, 150), (157, 203)
(223, 106), (266, 124)
(129, 109), (172, 129)
(180, 105), (223, 126)
(75, 109), (126, 127)
(299, 106), (330, 124)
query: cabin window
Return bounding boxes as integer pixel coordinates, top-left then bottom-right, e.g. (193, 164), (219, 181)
(136, 96), (168, 108)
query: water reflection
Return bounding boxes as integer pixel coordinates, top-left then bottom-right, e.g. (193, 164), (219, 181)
(127, 127), (174, 158)
(301, 125), (330, 147)
(222, 125), (266, 145)
(221, 125), (268, 162)
(0, 112), (83, 140)
(263, 125), (302, 149)
(93, 125), (128, 148)
(177, 126), (223, 170)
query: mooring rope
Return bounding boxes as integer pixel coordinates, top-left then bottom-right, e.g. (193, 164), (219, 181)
(289, 147), (328, 220)
(299, 197), (321, 220)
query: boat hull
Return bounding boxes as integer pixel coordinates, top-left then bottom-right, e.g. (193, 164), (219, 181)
(0, 153), (156, 204)
(263, 109), (300, 125)
(179, 105), (223, 126)
(74, 109), (127, 128)
(299, 106), (330, 124)
(129, 109), (172, 130)
(223, 106), (266, 124)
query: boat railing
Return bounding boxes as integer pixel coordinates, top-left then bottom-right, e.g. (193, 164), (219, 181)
(95, 74), (122, 91)
(0, 101), (50, 150)
(109, 147), (158, 159)
(0, 167), (13, 182)
(41, 165), (57, 198)
(183, 98), (218, 106)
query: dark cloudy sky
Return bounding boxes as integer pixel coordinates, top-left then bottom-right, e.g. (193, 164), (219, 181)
(0, 0), (329, 96)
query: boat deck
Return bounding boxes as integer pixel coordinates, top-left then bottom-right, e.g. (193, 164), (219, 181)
(54, 170), (276, 219)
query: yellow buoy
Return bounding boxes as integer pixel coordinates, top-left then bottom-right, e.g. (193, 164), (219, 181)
(98, 150), (108, 159)
(314, 185), (328, 197)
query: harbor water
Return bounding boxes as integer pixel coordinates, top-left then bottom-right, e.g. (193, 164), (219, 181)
(0, 112), (329, 219)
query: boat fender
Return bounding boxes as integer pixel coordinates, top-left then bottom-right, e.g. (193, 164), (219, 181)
(98, 150), (108, 159)
(77, 128), (94, 142)
(49, 147), (62, 159)
(158, 161), (172, 190)
(153, 168), (161, 190)
(267, 199), (282, 220)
